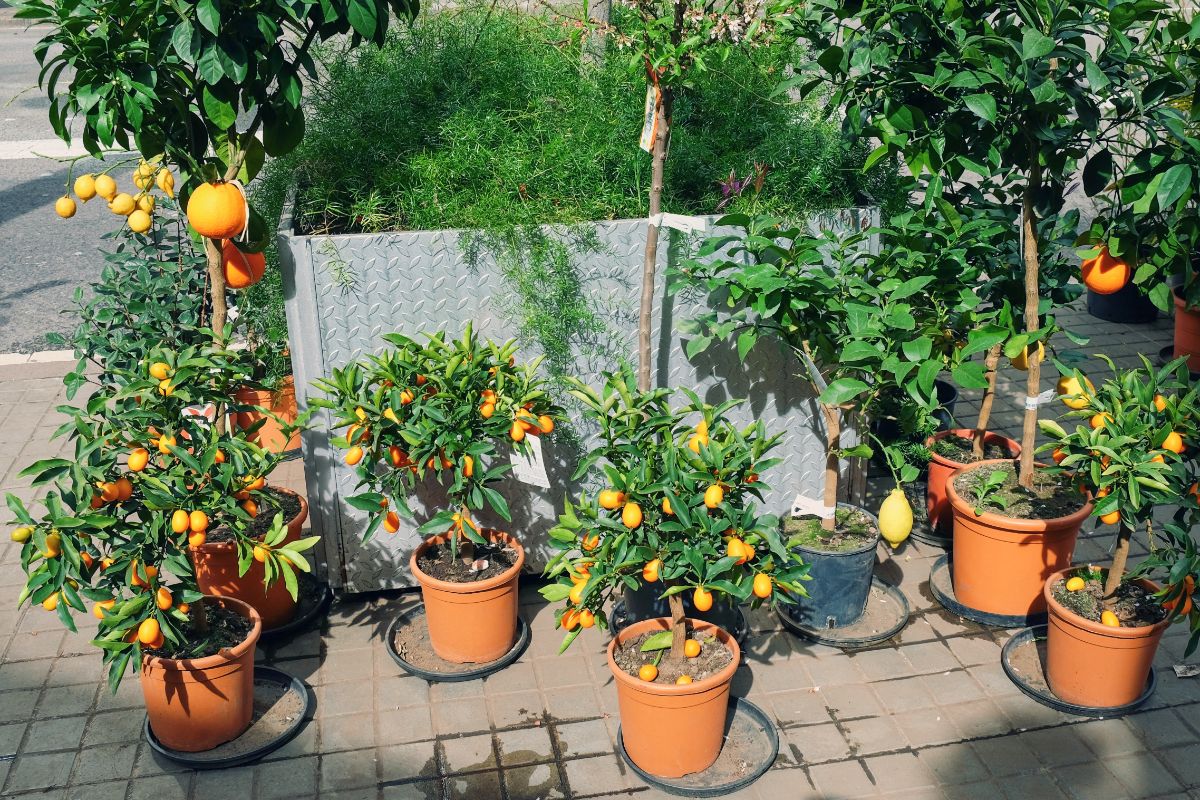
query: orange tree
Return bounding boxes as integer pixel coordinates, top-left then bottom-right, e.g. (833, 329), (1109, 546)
(7, 337), (315, 690)
(542, 369), (806, 659)
(16, 0), (418, 338)
(1039, 355), (1200, 649)
(312, 324), (560, 558)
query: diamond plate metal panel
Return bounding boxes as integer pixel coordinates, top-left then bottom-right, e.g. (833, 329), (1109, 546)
(278, 205), (879, 592)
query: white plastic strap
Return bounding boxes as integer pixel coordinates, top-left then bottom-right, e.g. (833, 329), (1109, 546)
(1024, 389), (1057, 410)
(793, 494), (835, 520)
(648, 213), (708, 233)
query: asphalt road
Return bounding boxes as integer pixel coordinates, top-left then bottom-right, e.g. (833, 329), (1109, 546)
(0, 21), (127, 353)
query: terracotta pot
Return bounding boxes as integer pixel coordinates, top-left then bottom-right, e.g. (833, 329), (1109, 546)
(1173, 288), (1200, 372)
(190, 488), (309, 629)
(925, 429), (1021, 537)
(1044, 568), (1168, 707)
(410, 529), (524, 663)
(607, 617), (740, 778)
(140, 596), (261, 752)
(946, 460), (1091, 617)
(233, 376), (301, 453)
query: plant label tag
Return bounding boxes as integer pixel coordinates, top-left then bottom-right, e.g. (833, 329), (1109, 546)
(792, 494), (834, 519)
(639, 84), (659, 153)
(511, 434), (550, 489)
(650, 213), (708, 233)
(1023, 389), (1057, 410)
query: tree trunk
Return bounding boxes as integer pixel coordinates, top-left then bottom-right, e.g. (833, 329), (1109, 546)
(192, 596), (210, 634)
(972, 343), (1002, 458)
(1017, 157), (1043, 489)
(204, 236), (228, 338)
(637, 87), (672, 392)
(668, 591), (686, 660)
(820, 403), (840, 533)
(1103, 522), (1134, 609)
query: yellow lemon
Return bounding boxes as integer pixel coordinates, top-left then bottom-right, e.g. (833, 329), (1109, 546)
(1065, 576), (1085, 592)
(1010, 341), (1045, 371)
(108, 192), (136, 216)
(55, 196), (77, 218)
(74, 174), (97, 201)
(1056, 375), (1095, 410)
(878, 488), (913, 549)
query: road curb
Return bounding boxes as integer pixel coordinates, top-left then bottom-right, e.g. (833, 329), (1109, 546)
(0, 350), (74, 366)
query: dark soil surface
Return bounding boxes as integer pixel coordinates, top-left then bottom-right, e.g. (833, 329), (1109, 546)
(612, 630), (734, 684)
(953, 462), (1084, 520)
(392, 606), (517, 670)
(145, 604), (254, 660)
(1051, 573), (1168, 628)
(932, 435), (1013, 464)
(782, 507), (879, 553)
(156, 675), (307, 759)
(208, 488), (302, 543)
(417, 540), (516, 584)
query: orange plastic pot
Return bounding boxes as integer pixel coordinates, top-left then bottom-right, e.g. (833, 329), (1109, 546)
(607, 617), (740, 778)
(233, 376), (301, 453)
(410, 529), (524, 663)
(947, 460), (1091, 617)
(925, 429), (1020, 536)
(190, 488), (309, 629)
(140, 596), (261, 752)
(1044, 568), (1168, 707)
(1173, 288), (1200, 372)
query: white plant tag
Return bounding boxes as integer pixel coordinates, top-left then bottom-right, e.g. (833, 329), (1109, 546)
(639, 84), (658, 153)
(511, 434), (550, 489)
(792, 494), (834, 520)
(1023, 389), (1057, 410)
(650, 213), (708, 233)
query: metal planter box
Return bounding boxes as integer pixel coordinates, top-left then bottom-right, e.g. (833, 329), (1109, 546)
(277, 204), (878, 591)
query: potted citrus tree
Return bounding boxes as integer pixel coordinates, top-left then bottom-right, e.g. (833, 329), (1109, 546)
(314, 324), (559, 663)
(1036, 355), (1199, 707)
(542, 369), (806, 778)
(8, 342), (316, 752)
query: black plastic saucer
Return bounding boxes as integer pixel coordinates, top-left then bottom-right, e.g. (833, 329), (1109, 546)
(261, 575), (333, 640)
(777, 578), (910, 648)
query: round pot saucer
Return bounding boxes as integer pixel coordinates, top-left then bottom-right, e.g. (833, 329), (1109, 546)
(929, 554), (1048, 628)
(777, 577), (910, 648)
(617, 697), (777, 797)
(385, 602), (530, 682)
(1001, 625), (1156, 717)
(144, 666), (312, 768)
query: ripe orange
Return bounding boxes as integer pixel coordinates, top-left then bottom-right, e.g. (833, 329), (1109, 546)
(638, 664), (658, 682)
(189, 510), (208, 532)
(221, 241), (265, 289)
(703, 484), (725, 508)
(253, 545), (270, 562)
(1051, 448), (1067, 465)
(562, 609), (580, 631)
(389, 445), (408, 467)
(42, 592), (60, 611)
(157, 434), (177, 455)
(642, 558), (661, 583)
(128, 448), (150, 472)
(188, 531), (206, 548)
(684, 639), (701, 658)
(569, 581), (586, 605)
(510, 421), (526, 442)
(42, 532), (61, 558)
(345, 445), (364, 466)
(1100, 509), (1121, 525)
(1100, 610), (1120, 627)
(244, 476), (267, 492)
(578, 609), (595, 628)
(138, 617), (161, 644)
(186, 181), (246, 239)
(598, 489), (624, 510)
(1154, 394), (1168, 413)
(693, 587), (713, 612)
(621, 502), (643, 529)
(399, 389), (414, 405)
(480, 402), (495, 418)
(1090, 412), (1112, 430)
(661, 496), (673, 515)
(98, 481), (120, 503)
(537, 415), (555, 434)
(80, 552), (94, 569)
(582, 533), (600, 551)
(383, 511), (401, 533)
(111, 479), (130, 502)
(462, 455), (474, 478)
(1081, 245), (1131, 295)
(241, 499), (259, 517)
(726, 539), (748, 565)
(753, 573), (773, 598)
(155, 587), (173, 610)
(1162, 431), (1185, 454)
(93, 599), (116, 619)
(170, 509), (190, 534)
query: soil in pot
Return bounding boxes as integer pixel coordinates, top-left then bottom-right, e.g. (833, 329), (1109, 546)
(416, 540), (518, 583)
(1049, 574), (1167, 628)
(611, 630), (733, 685)
(931, 434), (1014, 464)
(144, 604), (253, 661)
(952, 463), (1085, 521)
(206, 488), (303, 544)
(782, 507), (877, 552)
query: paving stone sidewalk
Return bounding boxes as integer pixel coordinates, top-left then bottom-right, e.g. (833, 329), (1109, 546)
(0, 302), (1198, 800)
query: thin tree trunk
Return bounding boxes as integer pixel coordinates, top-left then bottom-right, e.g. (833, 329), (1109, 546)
(821, 403), (840, 533)
(637, 88), (672, 392)
(668, 591), (686, 660)
(204, 236), (228, 338)
(1103, 523), (1134, 608)
(972, 343), (1002, 458)
(193, 596), (209, 634)
(1017, 154), (1043, 489)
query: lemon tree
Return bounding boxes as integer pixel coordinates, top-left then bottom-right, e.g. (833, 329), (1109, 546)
(313, 324), (560, 559)
(1039, 355), (1200, 650)
(542, 369), (805, 658)
(6, 339), (315, 690)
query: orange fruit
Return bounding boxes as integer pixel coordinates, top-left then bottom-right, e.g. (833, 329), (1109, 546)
(1051, 448), (1067, 465)
(170, 509), (190, 534)
(753, 573), (772, 599)
(114, 477), (133, 500)
(703, 484), (725, 508)
(675, 675), (693, 685)
(74, 174), (97, 201)
(214, 449), (225, 464)
(244, 476), (267, 491)
(186, 181), (246, 239)
(578, 609), (595, 628)
(138, 617), (161, 644)
(693, 587), (713, 612)
(462, 455), (474, 478)
(537, 415), (555, 434)
(128, 448), (150, 472)
(562, 609), (580, 631)
(1100, 510), (1121, 525)
(1090, 412), (1112, 430)
(189, 510), (208, 533)
(638, 664), (658, 682)
(178, 602), (190, 615)
(383, 511), (401, 533)
(1150, 454), (1165, 464)
(598, 490), (624, 510)
(1100, 610), (1120, 627)
(1154, 394), (1168, 412)
(726, 539), (748, 565)
(80, 552), (94, 569)
(42, 592), (60, 611)
(1162, 431), (1185, 454)
(399, 389), (414, 405)
(1065, 576), (1086, 592)
(661, 497), (673, 516)
(253, 545), (270, 562)
(621, 502), (643, 529)
(480, 402), (495, 419)
(157, 434), (177, 455)
(98, 481), (120, 503)
(55, 195), (77, 218)
(155, 587), (173, 610)
(510, 422), (526, 442)
(188, 531), (206, 548)
(94, 174), (117, 200)
(569, 581), (586, 605)
(345, 445), (364, 466)
(241, 499), (259, 517)
(1081, 245), (1131, 295)
(684, 639), (701, 658)
(42, 532), (61, 558)
(582, 533), (600, 551)
(221, 241), (266, 289)
(642, 558), (661, 583)
(93, 599), (116, 619)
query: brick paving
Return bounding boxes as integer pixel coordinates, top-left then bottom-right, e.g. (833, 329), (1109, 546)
(0, 304), (1198, 799)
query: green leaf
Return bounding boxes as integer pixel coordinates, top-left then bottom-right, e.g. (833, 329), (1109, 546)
(901, 338), (932, 362)
(820, 378), (870, 406)
(1157, 164), (1192, 209)
(196, 0), (220, 34)
(951, 361), (990, 389)
(1022, 30), (1055, 60)
(964, 94), (996, 122)
(639, 630), (674, 652)
(347, 0), (380, 39)
(201, 86), (236, 129)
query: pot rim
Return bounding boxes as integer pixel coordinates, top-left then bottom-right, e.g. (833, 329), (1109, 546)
(786, 501), (880, 557)
(409, 528), (525, 594)
(925, 428), (1022, 470)
(945, 459), (1093, 531)
(1043, 566), (1171, 638)
(606, 616), (741, 696)
(234, 375), (297, 402)
(141, 595), (262, 671)
(189, 486), (309, 555)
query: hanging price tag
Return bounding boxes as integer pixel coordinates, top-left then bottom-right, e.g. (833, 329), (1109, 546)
(639, 84), (659, 153)
(792, 494), (835, 520)
(511, 435), (550, 489)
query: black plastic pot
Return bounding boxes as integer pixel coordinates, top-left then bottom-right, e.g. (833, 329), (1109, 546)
(620, 579), (745, 638)
(1086, 284), (1158, 324)
(781, 504), (879, 630)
